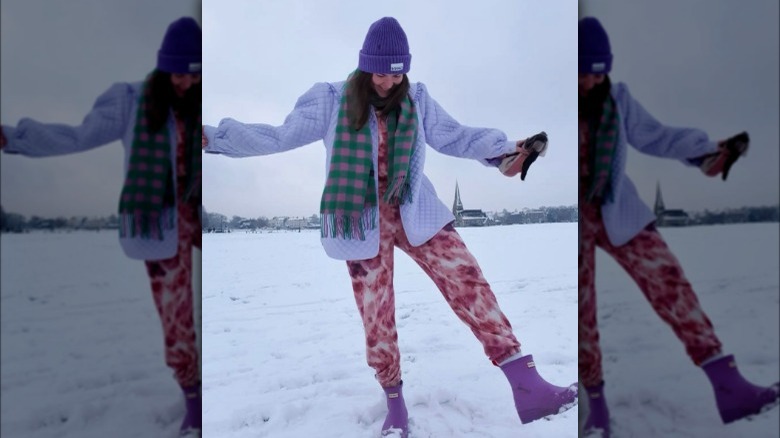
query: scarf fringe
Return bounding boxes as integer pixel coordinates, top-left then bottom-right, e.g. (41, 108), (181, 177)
(383, 177), (413, 205)
(119, 209), (175, 240)
(586, 179), (613, 204)
(320, 208), (377, 240)
(183, 172), (202, 202)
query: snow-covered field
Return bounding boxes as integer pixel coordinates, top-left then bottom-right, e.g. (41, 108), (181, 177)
(0, 230), (201, 438)
(202, 223), (579, 438)
(2, 222), (776, 437)
(587, 222), (780, 437)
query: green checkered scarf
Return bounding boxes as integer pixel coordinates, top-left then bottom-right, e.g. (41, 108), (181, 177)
(587, 95), (619, 203)
(320, 76), (418, 240)
(118, 73), (201, 240)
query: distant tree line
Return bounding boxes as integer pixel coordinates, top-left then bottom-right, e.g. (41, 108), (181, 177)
(688, 205), (779, 225)
(202, 211), (270, 232)
(4, 204), (776, 234)
(490, 204), (779, 227)
(201, 207), (319, 232)
(490, 205), (579, 225)
(0, 205), (120, 233)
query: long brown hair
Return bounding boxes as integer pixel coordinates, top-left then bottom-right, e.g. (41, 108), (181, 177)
(346, 71), (410, 131)
(578, 74), (611, 131)
(145, 69), (201, 133)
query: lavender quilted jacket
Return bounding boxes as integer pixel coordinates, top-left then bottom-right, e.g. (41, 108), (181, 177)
(204, 81), (517, 260)
(598, 82), (719, 246)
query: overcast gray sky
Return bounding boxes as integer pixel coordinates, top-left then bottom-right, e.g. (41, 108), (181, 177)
(582, 0), (779, 212)
(0, 0), (199, 218)
(203, 0), (577, 219)
(7, 2), (766, 220)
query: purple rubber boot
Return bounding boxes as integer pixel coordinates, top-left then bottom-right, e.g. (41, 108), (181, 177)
(381, 381), (409, 437)
(702, 355), (780, 423)
(180, 383), (202, 437)
(500, 354), (578, 424)
(583, 381), (610, 438)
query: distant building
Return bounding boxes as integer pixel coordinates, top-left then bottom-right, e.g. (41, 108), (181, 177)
(459, 209), (489, 226)
(267, 216), (307, 230)
(285, 217), (307, 230)
(82, 218), (106, 230)
(655, 181), (689, 226)
(269, 217), (287, 229)
(525, 209), (546, 223)
(452, 181), (488, 227)
(305, 218), (320, 229)
(659, 209), (690, 226)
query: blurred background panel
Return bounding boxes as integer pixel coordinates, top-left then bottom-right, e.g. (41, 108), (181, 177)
(578, 1), (779, 437)
(580, 0), (779, 211)
(1, 1), (201, 437)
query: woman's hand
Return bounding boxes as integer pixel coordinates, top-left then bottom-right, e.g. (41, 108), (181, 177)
(698, 131), (749, 181)
(498, 131), (548, 181)
(201, 127), (208, 149)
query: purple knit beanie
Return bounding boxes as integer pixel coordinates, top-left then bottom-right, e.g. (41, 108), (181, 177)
(579, 17), (612, 74)
(358, 17), (412, 74)
(157, 17), (202, 74)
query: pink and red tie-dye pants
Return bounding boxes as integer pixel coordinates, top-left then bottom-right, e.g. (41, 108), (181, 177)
(578, 202), (722, 387)
(143, 116), (201, 387)
(346, 112), (520, 388)
(347, 201), (522, 387)
(144, 199), (200, 387)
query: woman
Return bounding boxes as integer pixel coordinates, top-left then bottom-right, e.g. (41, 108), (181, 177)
(203, 16), (575, 437)
(578, 16), (779, 437)
(1, 17), (203, 437)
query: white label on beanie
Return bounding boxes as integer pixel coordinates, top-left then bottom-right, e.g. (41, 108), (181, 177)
(592, 62), (605, 72)
(390, 63), (403, 72)
(189, 62), (202, 72)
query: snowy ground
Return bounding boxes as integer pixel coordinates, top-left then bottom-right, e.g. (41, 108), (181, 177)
(0, 230), (201, 438)
(202, 223), (579, 438)
(4, 223), (775, 437)
(583, 222), (780, 437)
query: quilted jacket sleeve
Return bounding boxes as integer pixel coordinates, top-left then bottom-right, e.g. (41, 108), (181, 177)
(416, 83), (516, 166)
(616, 82), (718, 166)
(1, 83), (132, 157)
(204, 82), (335, 158)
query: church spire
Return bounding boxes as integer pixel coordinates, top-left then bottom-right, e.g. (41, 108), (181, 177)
(452, 180), (464, 217)
(654, 180), (665, 217)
